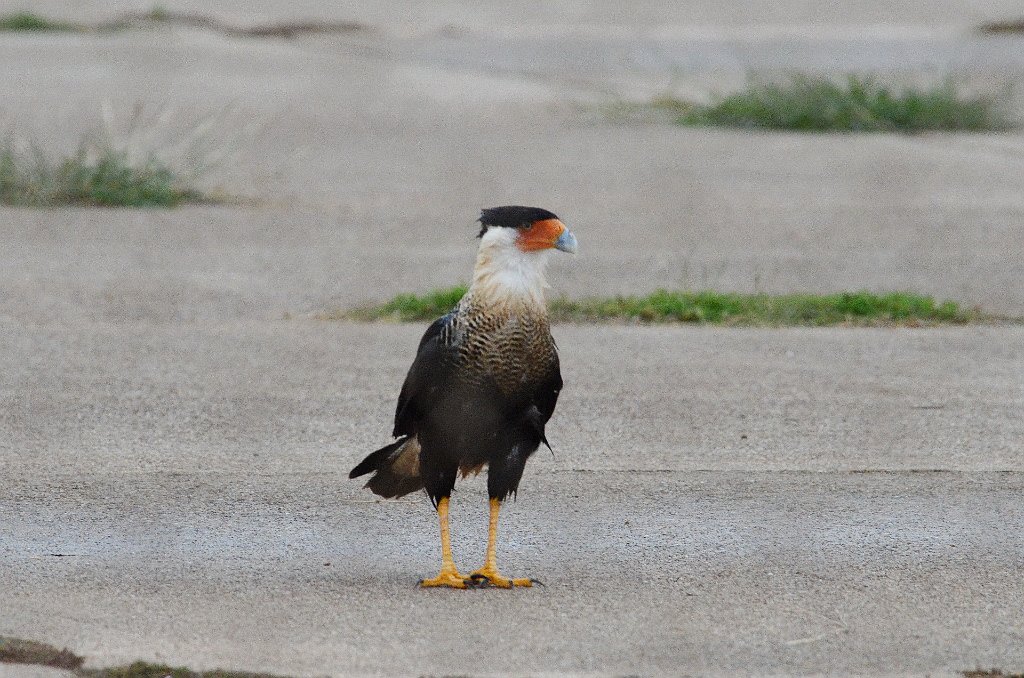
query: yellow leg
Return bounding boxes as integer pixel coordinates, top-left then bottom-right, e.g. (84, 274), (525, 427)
(419, 497), (469, 588)
(469, 498), (534, 588)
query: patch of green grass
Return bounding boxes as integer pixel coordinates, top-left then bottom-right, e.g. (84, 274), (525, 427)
(328, 287), (993, 326)
(0, 12), (78, 31)
(335, 284), (471, 322)
(550, 290), (979, 326)
(1, 142), (207, 207)
(667, 75), (1011, 132)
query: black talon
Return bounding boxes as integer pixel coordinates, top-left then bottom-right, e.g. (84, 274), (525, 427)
(529, 578), (545, 587)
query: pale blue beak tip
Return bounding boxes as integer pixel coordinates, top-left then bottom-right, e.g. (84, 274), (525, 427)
(555, 230), (578, 254)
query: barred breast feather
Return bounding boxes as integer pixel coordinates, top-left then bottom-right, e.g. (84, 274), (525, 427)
(445, 294), (559, 400)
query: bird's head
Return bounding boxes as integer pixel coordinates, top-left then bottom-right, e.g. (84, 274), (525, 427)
(470, 206), (577, 310)
(477, 206), (578, 255)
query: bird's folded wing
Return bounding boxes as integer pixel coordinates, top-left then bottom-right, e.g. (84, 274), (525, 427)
(392, 313), (458, 438)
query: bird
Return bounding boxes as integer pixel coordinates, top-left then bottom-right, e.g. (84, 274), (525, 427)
(350, 205), (577, 588)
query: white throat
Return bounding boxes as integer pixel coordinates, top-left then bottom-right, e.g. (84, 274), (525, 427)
(468, 228), (551, 312)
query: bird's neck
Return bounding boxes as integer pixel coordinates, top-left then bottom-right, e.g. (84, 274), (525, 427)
(467, 243), (550, 315)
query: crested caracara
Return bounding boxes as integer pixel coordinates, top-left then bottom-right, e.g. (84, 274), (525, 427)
(350, 206), (577, 588)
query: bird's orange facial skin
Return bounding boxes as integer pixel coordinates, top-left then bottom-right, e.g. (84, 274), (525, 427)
(517, 218), (566, 252)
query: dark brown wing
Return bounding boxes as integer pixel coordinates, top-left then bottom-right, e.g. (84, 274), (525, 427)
(392, 313), (458, 438)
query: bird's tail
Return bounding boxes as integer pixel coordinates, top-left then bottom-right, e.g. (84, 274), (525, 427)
(349, 435), (424, 498)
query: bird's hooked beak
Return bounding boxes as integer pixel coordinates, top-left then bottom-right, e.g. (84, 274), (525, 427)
(554, 226), (578, 254)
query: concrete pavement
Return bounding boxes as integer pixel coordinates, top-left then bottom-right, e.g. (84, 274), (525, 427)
(2, 321), (1023, 675)
(2, 322), (1023, 478)
(14, 0), (1024, 30)
(4, 469), (1023, 676)
(2, 4), (1024, 317)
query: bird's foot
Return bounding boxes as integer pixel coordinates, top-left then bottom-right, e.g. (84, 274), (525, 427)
(418, 566), (471, 589)
(469, 566), (535, 588)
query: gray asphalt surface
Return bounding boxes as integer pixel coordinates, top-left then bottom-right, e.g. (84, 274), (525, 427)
(3, 2), (1024, 676)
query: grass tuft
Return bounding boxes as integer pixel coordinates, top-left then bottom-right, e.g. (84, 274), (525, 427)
(668, 75), (1011, 132)
(327, 287), (991, 327)
(1, 142), (206, 207)
(3, 102), (254, 207)
(337, 285), (470, 322)
(550, 290), (978, 326)
(0, 12), (77, 31)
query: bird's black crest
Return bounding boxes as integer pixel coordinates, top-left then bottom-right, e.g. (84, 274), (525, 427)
(478, 206), (559, 238)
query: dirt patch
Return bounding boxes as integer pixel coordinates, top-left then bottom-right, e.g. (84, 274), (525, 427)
(0, 636), (85, 671)
(979, 19), (1024, 34)
(1, 9), (368, 38)
(98, 10), (368, 38)
(0, 636), (294, 678)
